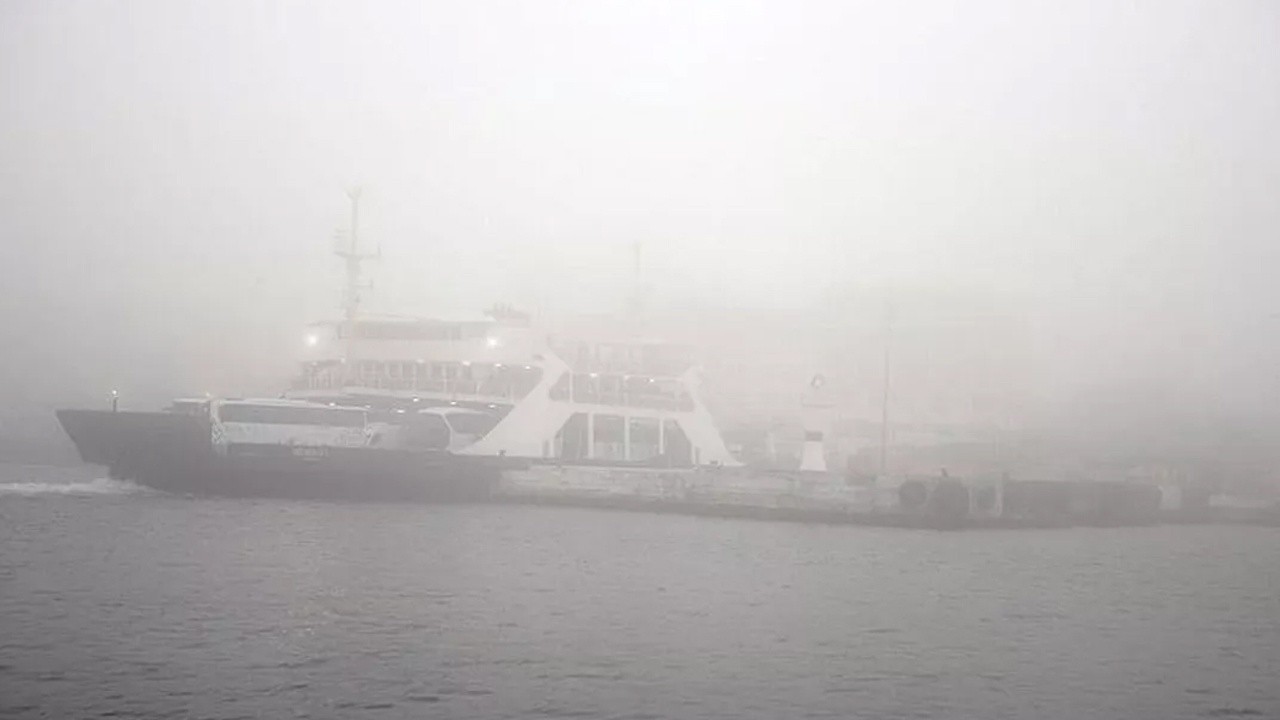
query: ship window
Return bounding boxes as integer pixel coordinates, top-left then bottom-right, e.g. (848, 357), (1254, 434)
(556, 413), (589, 460)
(219, 404), (366, 427)
(662, 420), (693, 467)
(593, 414), (624, 442)
(629, 418), (661, 462)
(593, 414), (625, 461)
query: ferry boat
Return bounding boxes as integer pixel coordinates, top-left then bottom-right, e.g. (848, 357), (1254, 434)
(54, 190), (1170, 524)
(54, 190), (521, 501)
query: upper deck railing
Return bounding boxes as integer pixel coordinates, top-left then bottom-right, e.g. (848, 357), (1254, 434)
(294, 359), (542, 401)
(547, 372), (695, 412)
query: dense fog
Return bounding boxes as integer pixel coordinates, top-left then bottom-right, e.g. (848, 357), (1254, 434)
(2, 1), (1278, 479)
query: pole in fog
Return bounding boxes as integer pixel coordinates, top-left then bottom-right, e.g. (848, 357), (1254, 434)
(335, 187), (378, 384)
(879, 300), (893, 477)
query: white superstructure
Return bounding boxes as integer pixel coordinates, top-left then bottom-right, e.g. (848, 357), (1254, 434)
(462, 339), (738, 466)
(287, 314), (738, 467)
(279, 191), (736, 468)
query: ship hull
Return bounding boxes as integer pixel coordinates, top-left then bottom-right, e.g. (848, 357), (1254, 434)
(56, 409), (500, 502)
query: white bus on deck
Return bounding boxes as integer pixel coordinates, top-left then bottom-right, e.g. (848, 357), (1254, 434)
(212, 399), (369, 452)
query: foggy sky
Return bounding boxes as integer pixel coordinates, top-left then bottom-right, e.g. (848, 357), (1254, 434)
(2, 0), (1279, 425)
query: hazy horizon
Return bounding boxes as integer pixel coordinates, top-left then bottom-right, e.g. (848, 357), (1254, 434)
(3, 1), (1279, 464)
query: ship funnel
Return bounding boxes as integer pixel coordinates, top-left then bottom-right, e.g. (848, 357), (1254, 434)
(799, 374), (834, 473)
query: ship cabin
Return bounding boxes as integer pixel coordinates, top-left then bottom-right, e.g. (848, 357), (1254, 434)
(547, 339), (696, 463)
(286, 312), (738, 467)
(464, 338), (739, 468)
(289, 310), (543, 418)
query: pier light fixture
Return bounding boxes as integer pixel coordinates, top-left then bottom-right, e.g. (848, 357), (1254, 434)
(305, 333), (320, 347)
(486, 336), (501, 349)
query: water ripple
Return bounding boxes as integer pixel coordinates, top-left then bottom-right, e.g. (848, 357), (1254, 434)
(2, 465), (1278, 720)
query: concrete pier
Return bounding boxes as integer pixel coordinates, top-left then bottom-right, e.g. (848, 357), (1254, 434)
(491, 463), (1279, 530)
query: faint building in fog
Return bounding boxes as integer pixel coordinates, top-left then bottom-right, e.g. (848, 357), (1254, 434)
(816, 283), (1034, 468)
(551, 283), (1036, 472)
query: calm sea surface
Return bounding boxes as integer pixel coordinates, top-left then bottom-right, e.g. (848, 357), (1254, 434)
(2, 463), (1278, 719)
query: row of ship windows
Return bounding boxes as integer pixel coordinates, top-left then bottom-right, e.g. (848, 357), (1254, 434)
(298, 362), (697, 410)
(552, 414), (695, 464)
(299, 362), (542, 398)
(548, 375), (695, 411)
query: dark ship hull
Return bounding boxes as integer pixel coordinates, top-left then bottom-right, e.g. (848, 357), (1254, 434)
(55, 409), (502, 502)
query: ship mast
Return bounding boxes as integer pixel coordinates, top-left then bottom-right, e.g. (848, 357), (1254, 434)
(628, 239), (644, 328)
(336, 187), (377, 376)
(879, 298), (894, 477)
